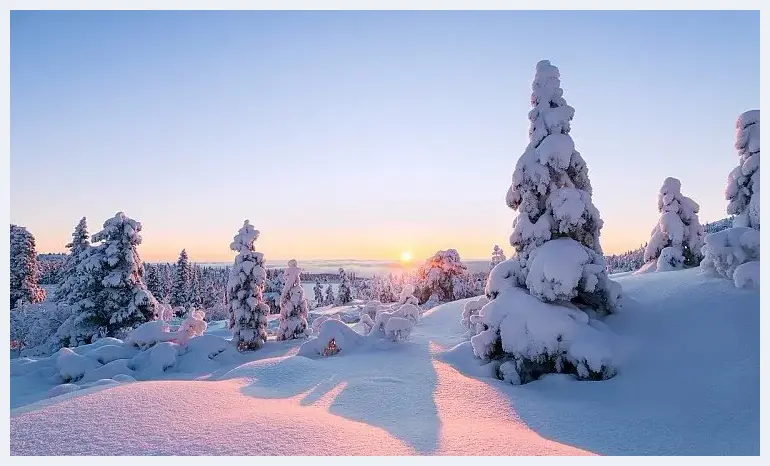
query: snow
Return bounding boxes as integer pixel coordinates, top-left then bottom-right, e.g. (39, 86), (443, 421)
(732, 260), (759, 289)
(700, 226), (760, 282)
(384, 316), (414, 342)
(297, 319), (365, 357)
(10, 268), (759, 455)
(123, 320), (173, 350)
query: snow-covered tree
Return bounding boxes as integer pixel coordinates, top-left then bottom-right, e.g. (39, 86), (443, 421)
(415, 249), (469, 303)
(54, 217), (90, 303)
(226, 220), (269, 351)
(144, 264), (166, 304)
(638, 177), (705, 273)
(490, 245), (506, 271)
(171, 249), (193, 311)
(66, 212), (158, 344)
(337, 268), (352, 305)
(10, 225), (47, 307)
(502, 59), (619, 314)
(313, 280), (324, 308)
(277, 259), (309, 340)
(726, 110), (760, 230)
(470, 60), (621, 386)
(324, 284), (335, 306)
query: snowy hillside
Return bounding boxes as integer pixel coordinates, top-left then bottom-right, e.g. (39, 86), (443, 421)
(10, 269), (758, 455)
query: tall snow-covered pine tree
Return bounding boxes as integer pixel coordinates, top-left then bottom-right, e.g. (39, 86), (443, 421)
(277, 259), (309, 340)
(10, 225), (47, 307)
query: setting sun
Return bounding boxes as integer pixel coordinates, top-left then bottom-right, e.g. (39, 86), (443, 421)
(400, 251), (413, 263)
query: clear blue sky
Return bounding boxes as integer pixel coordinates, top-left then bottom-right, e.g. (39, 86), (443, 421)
(10, 10), (759, 262)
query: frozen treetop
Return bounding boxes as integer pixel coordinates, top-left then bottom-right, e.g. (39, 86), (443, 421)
(285, 259), (301, 287)
(736, 110), (760, 155)
(93, 212), (142, 246)
(229, 220), (260, 254)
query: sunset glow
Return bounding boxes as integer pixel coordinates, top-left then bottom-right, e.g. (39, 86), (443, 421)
(400, 251), (413, 263)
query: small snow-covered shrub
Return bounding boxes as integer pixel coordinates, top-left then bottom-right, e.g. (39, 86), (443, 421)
(362, 300), (384, 320)
(124, 320), (173, 350)
(638, 177), (705, 273)
(384, 317), (414, 342)
(395, 303), (421, 324)
(422, 294), (440, 310)
(733, 261), (760, 289)
(461, 296), (489, 330)
(176, 309), (208, 344)
(395, 284), (419, 307)
(471, 286), (616, 384)
(700, 227), (760, 282)
(47, 383), (80, 398)
(297, 319), (364, 357)
(156, 303), (175, 322)
(56, 347), (100, 383)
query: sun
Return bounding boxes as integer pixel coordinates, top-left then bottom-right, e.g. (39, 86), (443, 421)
(400, 251), (413, 263)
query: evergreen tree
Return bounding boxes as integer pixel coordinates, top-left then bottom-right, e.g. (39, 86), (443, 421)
(144, 264), (166, 303)
(10, 225), (47, 307)
(324, 284), (335, 306)
(227, 220), (269, 351)
(171, 249), (192, 311)
(337, 267), (352, 305)
(489, 245), (506, 271)
(277, 259), (309, 340)
(313, 280), (324, 307)
(54, 217), (90, 302)
(503, 60), (619, 314)
(67, 212), (158, 344)
(726, 110), (760, 230)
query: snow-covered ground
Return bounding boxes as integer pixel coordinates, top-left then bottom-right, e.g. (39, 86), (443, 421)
(10, 268), (758, 455)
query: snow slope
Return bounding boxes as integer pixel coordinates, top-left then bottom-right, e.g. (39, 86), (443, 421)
(10, 269), (758, 455)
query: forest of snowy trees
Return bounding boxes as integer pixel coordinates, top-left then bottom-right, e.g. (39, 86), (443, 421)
(9, 60), (759, 376)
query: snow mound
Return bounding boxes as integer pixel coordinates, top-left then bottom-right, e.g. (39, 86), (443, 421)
(56, 348), (100, 383)
(297, 319), (365, 357)
(470, 286), (616, 384)
(124, 321), (173, 350)
(47, 383), (80, 398)
(733, 261), (760, 289)
(384, 317), (414, 342)
(461, 296), (489, 330)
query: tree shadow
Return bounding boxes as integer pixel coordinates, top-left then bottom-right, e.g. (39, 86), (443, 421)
(235, 336), (442, 454)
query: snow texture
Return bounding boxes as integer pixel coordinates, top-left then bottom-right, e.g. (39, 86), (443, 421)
(277, 259), (310, 340)
(227, 220), (269, 351)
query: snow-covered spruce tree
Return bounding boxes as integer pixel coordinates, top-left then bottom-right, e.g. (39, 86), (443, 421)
(10, 225), (47, 307)
(501, 60), (620, 314)
(490, 245), (506, 271)
(727, 110), (760, 230)
(53, 217), (90, 303)
(67, 212), (158, 343)
(415, 249), (469, 303)
(470, 60), (620, 385)
(226, 220), (269, 351)
(144, 264), (166, 304)
(277, 259), (309, 340)
(324, 284), (335, 306)
(313, 280), (324, 308)
(637, 177), (705, 273)
(337, 268), (352, 305)
(171, 249), (193, 311)
(701, 110), (760, 288)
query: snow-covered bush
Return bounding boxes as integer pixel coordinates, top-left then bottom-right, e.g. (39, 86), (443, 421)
(226, 220), (269, 351)
(461, 295), (489, 330)
(156, 303), (175, 322)
(176, 309), (207, 344)
(384, 317), (414, 342)
(66, 212), (158, 345)
(313, 280), (324, 308)
(298, 319), (365, 357)
(416, 249), (471, 303)
(124, 320), (173, 350)
(10, 224), (47, 307)
(362, 300), (384, 320)
(503, 60), (619, 315)
(490, 245), (506, 271)
(733, 261), (760, 289)
(422, 293), (440, 310)
(638, 177), (704, 273)
(277, 259), (309, 340)
(11, 302), (72, 356)
(395, 284), (419, 307)
(700, 227), (760, 280)
(54, 217), (90, 303)
(726, 110), (760, 230)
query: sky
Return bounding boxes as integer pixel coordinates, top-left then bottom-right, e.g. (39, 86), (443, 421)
(10, 10), (759, 262)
